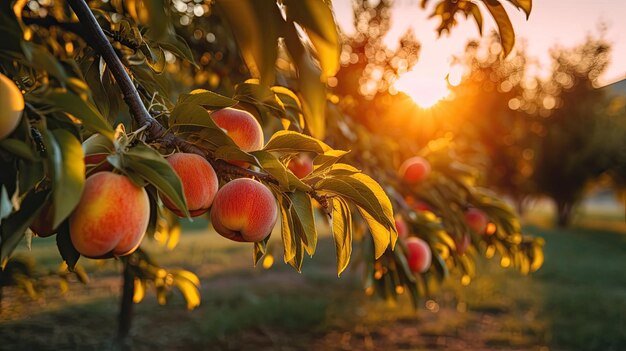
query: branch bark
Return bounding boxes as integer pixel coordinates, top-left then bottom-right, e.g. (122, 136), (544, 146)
(67, 0), (161, 137)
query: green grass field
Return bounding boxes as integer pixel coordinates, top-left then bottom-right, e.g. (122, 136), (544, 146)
(0, 211), (625, 350)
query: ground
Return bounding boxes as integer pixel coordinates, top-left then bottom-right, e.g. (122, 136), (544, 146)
(0, 207), (625, 351)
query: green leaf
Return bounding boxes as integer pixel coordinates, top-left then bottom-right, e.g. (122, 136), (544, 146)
(216, 0), (282, 85)
(356, 207), (392, 259)
(316, 173), (397, 259)
(145, 0), (168, 40)
(56, 222), (80, 271)
(299, 55), (327, 139)
(26, 43), (68, 84)
(278, 195), (297, 263)
(34, 90), (114, 139)
(158, 34), (196, 65)
(310, 150), (350, 177)
(288, 190), (317, 256)
(484, 0), (515, 57)
(253, 235), (270, 266)
(45, 129), (86, 229)
(264, 130), (330, 154)
(287, 210), (305, 273)
(234, 81), (285, 121)
(123, 143), (189, 217)
(0, 139), (37, 161)
(1, 189), (49, 268)
(177, 90), (237, 109)
(17, 159), (44, 196)
(316, 176), (388, 227)
(331, 198), (352, 276)
(250, 150), (290, 190)
(144, 45), (166, 73)
(213, 145), (259, 166)
(170, 101), (214, 127)
(172, 124), (239, 152)
(271, 86), (304, 131)
(281, 11), (328, 139)
(284, 0), (340, 78)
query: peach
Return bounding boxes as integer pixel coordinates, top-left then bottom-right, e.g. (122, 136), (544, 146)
(83, 134), (115, 174)
(464, 208), (488, 234)
(162, 153), (218, 217)
(210, 178), (278, 242)
(399, 156), (431, 184)
(288, 154), (314, 178)
(405, 196), (433, 212)
(211, 107), (264, 152)
(405, 237), (432, 273)
(69, 172), (149, 258)
(394, 215), (409, 240)
(456, 232), (471, 255)
(29, 201), (56, 237)
(0, 73), (24, 140)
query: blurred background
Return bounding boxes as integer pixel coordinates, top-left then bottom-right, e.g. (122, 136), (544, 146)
(1, 1), (625, 350)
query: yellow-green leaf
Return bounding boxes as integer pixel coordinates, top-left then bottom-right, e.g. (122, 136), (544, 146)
(332, 198), (352, 276)
(288, 190), (317, 256)
(483, 0), (515, 57)
(264, 130), (330, 154)
(46, 130), (85, 228)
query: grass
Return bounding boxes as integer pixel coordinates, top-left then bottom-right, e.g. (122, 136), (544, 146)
(0, 211), (625, 350)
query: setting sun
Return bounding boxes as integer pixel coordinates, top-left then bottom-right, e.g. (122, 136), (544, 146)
(394, 70), (450, 108)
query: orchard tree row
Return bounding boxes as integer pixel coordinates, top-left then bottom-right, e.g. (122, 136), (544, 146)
(0, 0), (543, 337)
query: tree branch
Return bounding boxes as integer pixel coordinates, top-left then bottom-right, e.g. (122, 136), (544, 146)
(65, 1), (322, 203)
(67, 0), (160, 137)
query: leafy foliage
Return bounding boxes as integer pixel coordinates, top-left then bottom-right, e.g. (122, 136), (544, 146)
(0, 0), (545, 330)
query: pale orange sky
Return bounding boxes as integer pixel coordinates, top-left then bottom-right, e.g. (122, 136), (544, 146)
(332, 0), (626, 87)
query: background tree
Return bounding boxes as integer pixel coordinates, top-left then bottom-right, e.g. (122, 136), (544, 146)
(531, 35), (617, 226)
(436, 38), (537, 212)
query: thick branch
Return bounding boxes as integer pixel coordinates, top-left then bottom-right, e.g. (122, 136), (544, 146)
(67, 0), (161, 137)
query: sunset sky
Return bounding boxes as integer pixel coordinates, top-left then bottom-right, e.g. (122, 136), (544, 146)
(332, 0), (626, 102)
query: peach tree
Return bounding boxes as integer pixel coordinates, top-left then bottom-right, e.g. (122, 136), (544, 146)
(0, 0), (544, 338)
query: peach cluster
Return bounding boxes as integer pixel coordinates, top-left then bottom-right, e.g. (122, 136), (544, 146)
(37, 108), (279, 259)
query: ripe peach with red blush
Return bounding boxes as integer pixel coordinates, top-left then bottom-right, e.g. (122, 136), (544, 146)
(162, 153), (218, 217)
(210, 178), (278, 242)
(464, 208), (488, 234)
(69, 172), (149, 258)
(399, 156), (431, 184)
(405, 237), (432, 273)
(211, 107), (264, 152)
(288, 154), (314, 178)
(29, 201), (56, 237)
